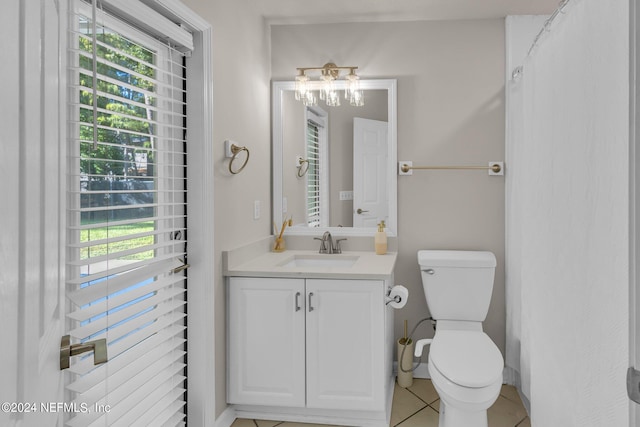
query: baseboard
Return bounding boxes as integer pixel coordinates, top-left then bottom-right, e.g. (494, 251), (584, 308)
(393, 361), (430, 379)
(501, 366), (530, 414)
(233, 406), (389, 427)
(395, 362), (523, 387)
(214, 406), (237, 427)
(224, 378), (395, 427)
(502, 366), (520, 386)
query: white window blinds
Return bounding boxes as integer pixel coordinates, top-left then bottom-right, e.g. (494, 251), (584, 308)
(305, 108), (329, 228)
(66, 1), (189, 425)
(306, 118), (322, 227)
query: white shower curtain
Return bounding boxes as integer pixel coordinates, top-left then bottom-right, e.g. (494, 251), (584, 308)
(506, 0), (630, 424)
(505, 63), (528, 403)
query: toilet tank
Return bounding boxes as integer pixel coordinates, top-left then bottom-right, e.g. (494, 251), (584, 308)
(418, 250), (497, 322)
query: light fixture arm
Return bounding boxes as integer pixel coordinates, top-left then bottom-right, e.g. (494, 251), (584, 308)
(296, 63), (359, 78)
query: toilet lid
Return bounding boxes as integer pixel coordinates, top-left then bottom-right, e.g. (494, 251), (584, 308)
(430, 330), (503, 388)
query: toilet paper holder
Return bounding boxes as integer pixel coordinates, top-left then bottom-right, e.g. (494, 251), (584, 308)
(386, 286), (403, 305)
(386, 293), (402, 305)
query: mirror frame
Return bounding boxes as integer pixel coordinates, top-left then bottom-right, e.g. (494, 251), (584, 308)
(272, 79), (398, 237)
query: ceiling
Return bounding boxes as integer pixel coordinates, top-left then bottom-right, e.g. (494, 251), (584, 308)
(256, 0), (561, 25)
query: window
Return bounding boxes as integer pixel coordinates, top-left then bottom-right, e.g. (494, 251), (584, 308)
(305, 108), (329, 227)
(66, 1), (189, 424)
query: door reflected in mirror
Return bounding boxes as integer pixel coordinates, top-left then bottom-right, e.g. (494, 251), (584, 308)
(273, 79), (397, 236)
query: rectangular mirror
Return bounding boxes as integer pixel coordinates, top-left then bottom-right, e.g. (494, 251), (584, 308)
(272, 79), (397, 236)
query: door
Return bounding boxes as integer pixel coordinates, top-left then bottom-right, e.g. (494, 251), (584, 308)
(632, 0), (640, 423)
(305, 279), (385, 411)
(353, 118), (389, 227)
(1, 1), (66, 426)
(63, 2), (190, 425)
(228, 277), (306, 407)
(2, 2), (198, 426)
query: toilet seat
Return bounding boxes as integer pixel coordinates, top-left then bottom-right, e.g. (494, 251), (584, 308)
(429, 330), (503, 388)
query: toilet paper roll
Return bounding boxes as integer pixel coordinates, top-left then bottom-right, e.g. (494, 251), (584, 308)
(387, 285), (408, 309)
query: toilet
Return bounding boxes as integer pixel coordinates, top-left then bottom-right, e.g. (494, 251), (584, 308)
(416, 250), (504, 427)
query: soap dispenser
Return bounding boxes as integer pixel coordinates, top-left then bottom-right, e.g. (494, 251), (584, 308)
(375, 220), (387, 255)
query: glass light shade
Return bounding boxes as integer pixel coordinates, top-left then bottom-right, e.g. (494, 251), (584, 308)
(349, 89), (364, 106)
(294, 65), (363, 107)
(320, 74), (335, 101)
(295, 74), (309, 101)
(345, 73), (360, 100)
(326, 89), (341, 107)
(302, 91), (317, 107)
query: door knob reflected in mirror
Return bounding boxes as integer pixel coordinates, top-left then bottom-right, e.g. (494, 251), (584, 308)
(356, 209), (369, 214)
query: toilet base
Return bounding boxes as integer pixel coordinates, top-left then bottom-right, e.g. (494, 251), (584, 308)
(438, 400), (488, 427)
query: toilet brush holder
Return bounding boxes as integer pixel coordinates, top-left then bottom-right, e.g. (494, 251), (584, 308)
(397, 337), (414, 388)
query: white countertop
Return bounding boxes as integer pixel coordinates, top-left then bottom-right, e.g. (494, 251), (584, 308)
(224, 249), (397, 280)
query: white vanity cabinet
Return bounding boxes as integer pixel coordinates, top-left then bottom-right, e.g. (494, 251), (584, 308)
(305, 278), (385, 411)
(227, 276), (392, 418)
(227, 277), (306, 407)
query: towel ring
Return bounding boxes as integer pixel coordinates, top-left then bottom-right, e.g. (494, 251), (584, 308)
(229, 144), (250, 174)
(297, 157), (309, 177)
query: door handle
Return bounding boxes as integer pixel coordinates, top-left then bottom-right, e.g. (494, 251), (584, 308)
(628, 367), (640, 404)
(356, 208), (369, 214)
(60, 335), (108, 370)
(295, 291), (301, 312)
(308, 292), (314, 312)
(171, 258), (190, 274)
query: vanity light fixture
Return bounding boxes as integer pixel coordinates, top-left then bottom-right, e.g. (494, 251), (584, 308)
(295, 62), (364, 107)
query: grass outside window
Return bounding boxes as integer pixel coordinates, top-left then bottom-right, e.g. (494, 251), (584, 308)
(81, 220), (155, 261)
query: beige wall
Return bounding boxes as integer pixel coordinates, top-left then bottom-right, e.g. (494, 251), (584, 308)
(181, 0), (272, 417)
(272, 20), (506, 357)
(176, 10), (506, 419)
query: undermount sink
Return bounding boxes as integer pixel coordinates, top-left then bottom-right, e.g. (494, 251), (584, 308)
(278, 254), (360, 268)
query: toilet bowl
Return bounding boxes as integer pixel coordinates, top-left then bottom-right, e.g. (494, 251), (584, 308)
(416, 250), (504, 427)
(428, 329), (503, 427)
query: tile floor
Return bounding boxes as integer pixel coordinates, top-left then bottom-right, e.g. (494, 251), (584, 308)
(230, 378), (531, 427)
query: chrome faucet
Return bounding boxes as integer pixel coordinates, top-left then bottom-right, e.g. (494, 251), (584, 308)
(315, 231), (334, 254)
(314, 231), (347, 254)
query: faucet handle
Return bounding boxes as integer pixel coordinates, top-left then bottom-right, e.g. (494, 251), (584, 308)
(314, 237), (328, 254)
(334, 238), (347, 254)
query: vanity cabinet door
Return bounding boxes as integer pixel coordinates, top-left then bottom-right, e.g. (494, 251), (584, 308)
(228, 277), (306, 407)
(305, 279), (385, 411)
